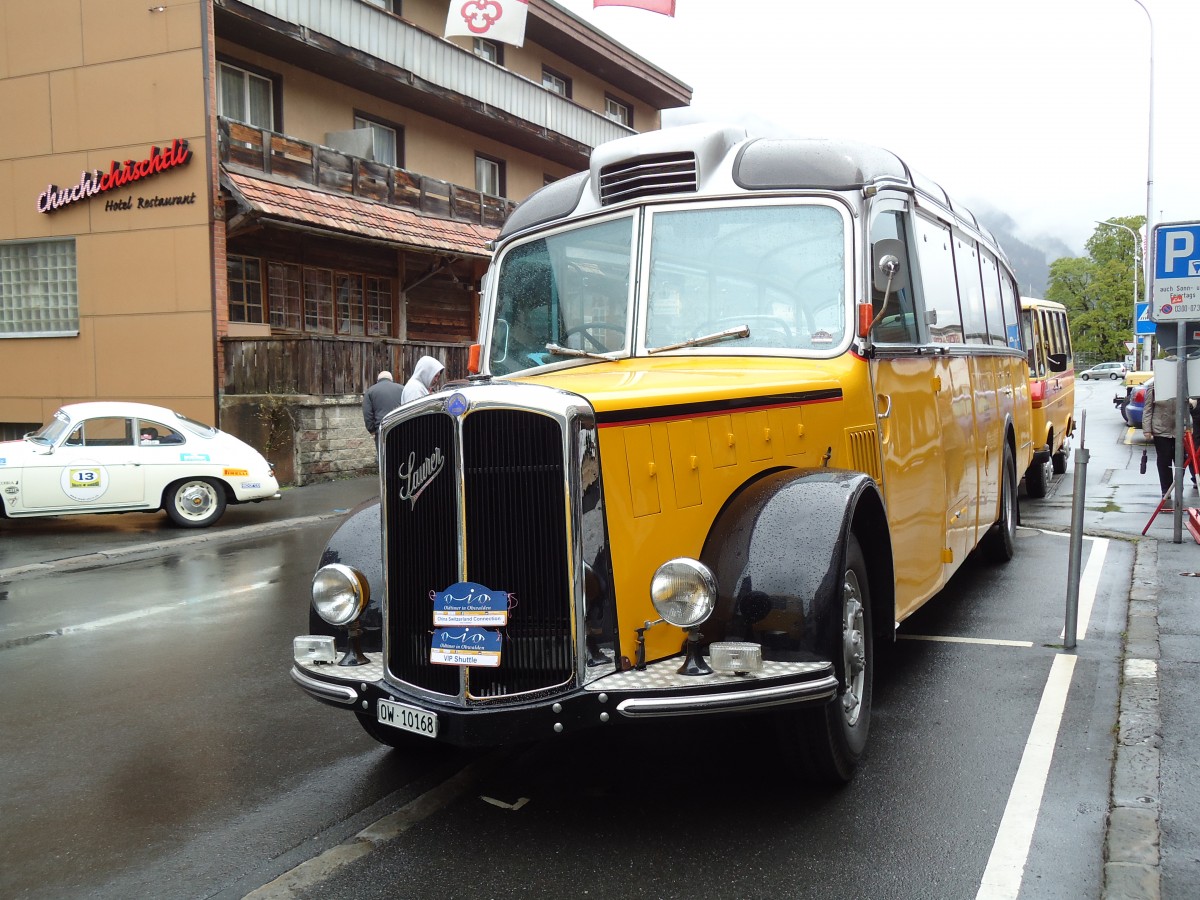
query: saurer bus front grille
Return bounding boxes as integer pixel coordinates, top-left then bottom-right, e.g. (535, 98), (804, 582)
(383, 407), (574, 699)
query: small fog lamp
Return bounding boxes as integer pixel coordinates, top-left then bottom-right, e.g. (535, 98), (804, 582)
(650, 558), (716, 628)
(293, 635), (337, 665)
(312, 564), (368, 626)
(709, 642), (763, 675)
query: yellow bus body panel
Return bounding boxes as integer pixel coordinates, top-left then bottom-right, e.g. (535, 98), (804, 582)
(521, 354), (877, 663)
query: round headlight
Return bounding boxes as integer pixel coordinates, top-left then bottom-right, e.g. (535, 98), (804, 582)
(311, 564), (368, 625)
(650, 558), (717, 628)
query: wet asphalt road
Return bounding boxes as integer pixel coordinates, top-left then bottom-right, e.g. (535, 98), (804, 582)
(0, 383), (1140, 899)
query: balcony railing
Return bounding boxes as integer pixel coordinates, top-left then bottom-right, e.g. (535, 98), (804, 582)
(218, 118), (515, 228)
(222, 334), (470, 397)
(226, 0), (636, 150)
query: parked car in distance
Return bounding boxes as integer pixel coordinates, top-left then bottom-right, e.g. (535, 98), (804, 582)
(1080, 361), (1128, 380)
(0, 401), (279, 527)
(1124, 378), (1152, 429)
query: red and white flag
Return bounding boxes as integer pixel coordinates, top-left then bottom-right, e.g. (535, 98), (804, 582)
(445, 0), (529, 46)
(593, 0), (675, 15)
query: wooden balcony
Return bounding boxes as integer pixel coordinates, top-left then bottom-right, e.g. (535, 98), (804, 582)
(222, 334), (471, 397)
(219, 118), (516, 229)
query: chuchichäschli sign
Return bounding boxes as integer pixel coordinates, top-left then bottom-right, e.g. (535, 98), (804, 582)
(36, 138), (192, 214)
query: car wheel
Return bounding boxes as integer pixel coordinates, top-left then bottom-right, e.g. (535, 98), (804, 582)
(777, 533), (872, 785)
(165, 477), (227, 528)
(1110, 373), (1120, 380)
(983, 445), (1018, 562)
(1081, 373), (1090, 380)
(1025, 452), (1051, 499)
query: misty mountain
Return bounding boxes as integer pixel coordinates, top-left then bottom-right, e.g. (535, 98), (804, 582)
(971, 204), (1074, 299)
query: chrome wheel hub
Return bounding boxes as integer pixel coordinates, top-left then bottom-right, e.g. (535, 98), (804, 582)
(841, 571), (866, 726)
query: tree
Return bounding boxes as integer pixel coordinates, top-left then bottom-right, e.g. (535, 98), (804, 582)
(1045, 216), (1144, 362)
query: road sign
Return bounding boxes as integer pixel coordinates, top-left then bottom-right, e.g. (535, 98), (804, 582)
(1135, 302), (1156, 334)
(1124, 341), (1135, 352)
(1152, 222), (1200, 322)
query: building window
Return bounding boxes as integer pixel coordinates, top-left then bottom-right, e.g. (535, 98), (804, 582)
(336, 273), (365, 335)
(227, 255), (264, 324)
(365, 0), (400, 12)
(366, 277), (392, 336)
(474, 38), (502, 64)
(475, 154), (505, 197)
(605, 95), (633, 128)
(218, 62), (275, 129)
(353, 115), (401, 167)
(542, 67), (571, 98)
(0, 239), (78, 337)
(265, 261), (391, 336)
(268, 262), (302, 331)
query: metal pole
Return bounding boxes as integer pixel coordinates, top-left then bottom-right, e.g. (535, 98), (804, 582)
(1173, 320), (1186, 543)
(1129, 0), (1155, 352)
(1064, 410), (1087, 651)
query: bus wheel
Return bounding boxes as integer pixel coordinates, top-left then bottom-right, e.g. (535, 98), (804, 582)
(777, 534), (872, 784)
(1052, 444), (1070, 475)
(1024, 453), (1051, 500)
(984, 447), (1018, 561)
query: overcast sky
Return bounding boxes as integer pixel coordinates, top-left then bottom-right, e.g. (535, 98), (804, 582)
(555, 0), (1197, 256)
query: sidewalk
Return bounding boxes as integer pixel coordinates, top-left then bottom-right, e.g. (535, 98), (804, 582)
(1020, 450), (1200, 900)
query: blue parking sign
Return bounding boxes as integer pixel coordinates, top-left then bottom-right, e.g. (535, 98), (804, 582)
(1152, 222), (1200, 322)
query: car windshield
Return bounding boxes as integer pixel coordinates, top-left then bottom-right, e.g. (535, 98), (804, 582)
(26, 410), (72, 446)
(486, 202), (848, 375)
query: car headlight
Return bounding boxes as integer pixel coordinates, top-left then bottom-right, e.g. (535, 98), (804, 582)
(311, 563), (369, 625)
(650, 558), (717, 628)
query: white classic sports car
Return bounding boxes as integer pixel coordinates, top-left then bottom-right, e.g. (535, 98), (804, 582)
(0, 401), (279, 528)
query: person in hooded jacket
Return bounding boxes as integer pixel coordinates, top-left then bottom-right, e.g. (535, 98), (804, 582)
(402, 356), (445, 404)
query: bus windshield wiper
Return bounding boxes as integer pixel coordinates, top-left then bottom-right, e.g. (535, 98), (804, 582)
(647, 324), (750, 354)
(545, 343), (612, 361)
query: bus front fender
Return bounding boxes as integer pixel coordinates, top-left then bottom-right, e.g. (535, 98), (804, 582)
(699, 469), (885, 675)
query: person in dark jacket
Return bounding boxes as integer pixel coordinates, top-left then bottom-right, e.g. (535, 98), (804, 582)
(362, 371), (406, 436)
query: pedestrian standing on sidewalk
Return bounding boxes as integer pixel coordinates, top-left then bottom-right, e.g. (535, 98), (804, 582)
(401, 356), (445, 404)
(362, 370), (406, 436)
(1142, 380), (1179, 495)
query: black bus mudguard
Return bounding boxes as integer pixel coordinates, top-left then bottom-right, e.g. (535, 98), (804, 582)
(310, 498), (385, 652)
(699, 468), (893, 680)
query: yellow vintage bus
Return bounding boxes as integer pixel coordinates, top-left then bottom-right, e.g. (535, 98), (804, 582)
(1019, 297), (1075, 497)
(293, 124), (1034, 783)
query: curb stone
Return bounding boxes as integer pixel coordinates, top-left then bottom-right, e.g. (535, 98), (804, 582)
(1103, 539), (1162, 900)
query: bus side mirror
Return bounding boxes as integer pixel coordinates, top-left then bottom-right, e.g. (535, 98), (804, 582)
(872, 239), (908, 293)
(1047, 353), (1068, 373)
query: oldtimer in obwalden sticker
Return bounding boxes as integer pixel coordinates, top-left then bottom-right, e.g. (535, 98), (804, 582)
(432, 582), (510, 627)
(430, 627), (503, 667)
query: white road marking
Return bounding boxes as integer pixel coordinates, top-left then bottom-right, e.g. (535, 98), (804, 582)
(898, 635), (1034, 648)
(1059, 536), (1107, 642)
(55, 581), (273, 635)
(976, 652), (1078, 900)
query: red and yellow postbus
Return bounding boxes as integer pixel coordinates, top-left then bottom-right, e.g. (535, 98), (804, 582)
(1019, 296), (1075, 497)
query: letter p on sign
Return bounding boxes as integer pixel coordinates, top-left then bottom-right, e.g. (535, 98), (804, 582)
(1166, 232), (1195, 274)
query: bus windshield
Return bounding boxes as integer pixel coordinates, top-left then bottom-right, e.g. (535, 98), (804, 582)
(488, 202), (848, 374)
(645, 203), (846, 352)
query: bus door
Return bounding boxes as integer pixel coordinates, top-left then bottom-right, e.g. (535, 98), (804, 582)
(867, 203), (947, 616)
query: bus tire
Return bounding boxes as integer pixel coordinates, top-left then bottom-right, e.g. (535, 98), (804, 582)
(1024, 453), (1051, 500)
(1052, 444), (1069, 475)
(777, 534), (872, 785)
(984, 447), (1018, 562)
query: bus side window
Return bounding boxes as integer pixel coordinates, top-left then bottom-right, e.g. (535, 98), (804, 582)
(869, 210), (919, 343)
(912, 214), (964, 344)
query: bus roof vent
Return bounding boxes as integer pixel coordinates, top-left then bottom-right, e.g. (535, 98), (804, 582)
(598, 152), (698, 205)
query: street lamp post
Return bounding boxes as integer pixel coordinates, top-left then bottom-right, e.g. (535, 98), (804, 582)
(1128, 0), (1154, 316)
(1096, 220), (1141, 367)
